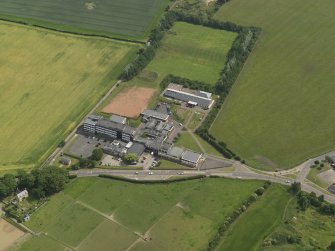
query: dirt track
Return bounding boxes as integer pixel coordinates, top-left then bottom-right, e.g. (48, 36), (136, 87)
(102, 87), (156, 118)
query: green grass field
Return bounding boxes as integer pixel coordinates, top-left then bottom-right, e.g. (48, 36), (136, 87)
(263, 199), (335, 250)
(217, 185), (291, 251)
(146, 22), (237, 85)
(211, 0), (335, 170)
(0, 0), (170, 40)
(0, 22), (138, 170)
(18, 177), (263, 250)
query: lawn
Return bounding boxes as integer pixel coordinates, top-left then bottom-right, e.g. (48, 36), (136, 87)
(175, 132), (223, 157)
(307, 164), (331, 189)
(18, 177), (263, 250)
(211, 0), (335, 170)
(146, 22), (237, 85)
(217, 185), (291, 251)
(0, 0), (170, 40)
(0, 22), (138, 170)
(156, 159), (191, 170)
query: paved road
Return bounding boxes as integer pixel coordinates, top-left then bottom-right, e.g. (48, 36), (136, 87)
(71, 161), (335, 204)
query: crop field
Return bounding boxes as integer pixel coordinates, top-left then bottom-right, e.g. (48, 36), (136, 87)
(217, 185), (291, 251)
(0, 22), (138, 170)
(0, 0), (170, 40)
(146, 22), (237, 85)
(0, 218), (25, 251)
(18, 177), (263, 250)
(211, 0), (335, 170)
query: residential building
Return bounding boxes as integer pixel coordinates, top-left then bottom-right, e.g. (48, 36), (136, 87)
(16, 189), (28, 202)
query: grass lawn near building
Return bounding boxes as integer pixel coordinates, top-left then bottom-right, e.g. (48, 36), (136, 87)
(307, 164), (332, 189)
(212, 0), (335, 170)
(175, 132), (223, 157)
(19, 177), (263, 250)
(0, 21), (138, 170)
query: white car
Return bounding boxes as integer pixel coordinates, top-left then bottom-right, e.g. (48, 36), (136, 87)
(134, 172), (139, 175)
(148, 171), (154, 175)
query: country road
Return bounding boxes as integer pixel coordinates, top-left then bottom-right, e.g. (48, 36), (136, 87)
(71, 160), (335, 204)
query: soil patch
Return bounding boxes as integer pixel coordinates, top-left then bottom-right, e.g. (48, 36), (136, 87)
(0, 218), (25, 250)
(102, 87), (156, 118)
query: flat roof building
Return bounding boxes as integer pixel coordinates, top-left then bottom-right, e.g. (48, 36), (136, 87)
(181, 150), (202, 167)
(164, 83), (214, 109)
(110, 115), (127, 124)
(83, 116), (135, 142)
(141, 109), (169, 122)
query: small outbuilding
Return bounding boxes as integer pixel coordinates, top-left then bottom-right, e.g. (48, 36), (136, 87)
(60, 157), (72, 166)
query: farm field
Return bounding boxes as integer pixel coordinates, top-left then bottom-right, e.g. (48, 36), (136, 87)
(0, 218), (25, 251)
(211, 0), (335, 170)
(0, 0), (170, 40)
(146, 22), (237, 85)
(217, 185), (291, 251)
(0, 22), (138, 170)
(17, 177), (264, 250)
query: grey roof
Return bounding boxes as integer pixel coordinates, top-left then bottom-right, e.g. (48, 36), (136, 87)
(84, 118), (97, 126)
(88, 115), (102, 121)
(128, 143), (145, 157)
(155, 103), (170, 115)
(141, 109), (169, 121)
(182, 150), (202, 163)
(60, 157), (71, 165)
(110, 115), (126, 124)
(96, 119), (135, 135)
(167, 146), (184, 158)
(164, 89), (212, 109)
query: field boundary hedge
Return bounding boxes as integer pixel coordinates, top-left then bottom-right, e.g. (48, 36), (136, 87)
(0, 18), (146, 45)
(206, 181), (272, 250)
(99, 174), (206, 184)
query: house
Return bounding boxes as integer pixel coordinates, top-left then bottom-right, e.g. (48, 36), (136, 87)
(110, 114), (127, 124)
(16, 189), (29, 202)
(60, 157), (71, 166)
(181, 150), (202, 167)
(163, 83), (214, 109)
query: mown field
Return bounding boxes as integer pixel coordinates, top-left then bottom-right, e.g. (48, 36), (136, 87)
(0, 22), (138, 170)
(17, 177), (263, 250)
(0, 0), (169, 40)
(146, 21), (237, 85)
(211, 0), (335, 170)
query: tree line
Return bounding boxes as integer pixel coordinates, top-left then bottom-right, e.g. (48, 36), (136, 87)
(0, 166), (69, 200)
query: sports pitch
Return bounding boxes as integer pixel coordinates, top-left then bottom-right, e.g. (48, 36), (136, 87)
(0, 0), (169, 40)
(0, 22), (138, 169)
(212, 0), (335, 169)
(19, 177), (263, 250)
